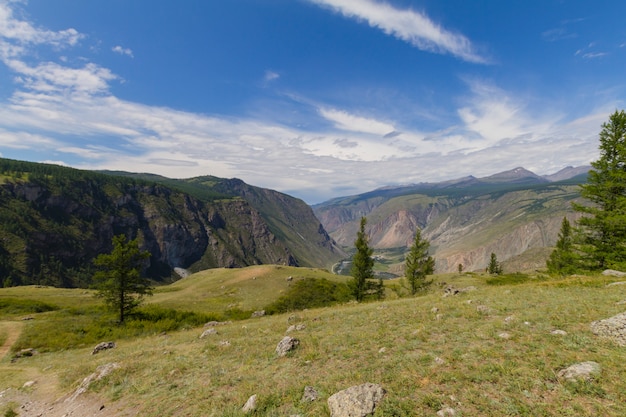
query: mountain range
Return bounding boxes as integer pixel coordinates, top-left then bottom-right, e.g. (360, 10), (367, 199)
(0, 157), (590, 287)
(313, 166), (590, 273)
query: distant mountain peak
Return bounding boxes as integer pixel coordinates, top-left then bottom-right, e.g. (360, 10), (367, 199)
(481, 167), (544, 183)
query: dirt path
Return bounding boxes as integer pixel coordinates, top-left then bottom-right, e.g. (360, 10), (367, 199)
(0, 320), (23, 361)
(0, 320), (135, 417)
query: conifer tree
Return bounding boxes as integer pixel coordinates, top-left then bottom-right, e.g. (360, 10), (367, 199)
(547, 217), (579, 275)
(404, 227), (435, 295)
(350, 217), (374, 302)
(487, 253), (502, 275)
(574, 110), (626, 270)
(93, 234), (152, 323)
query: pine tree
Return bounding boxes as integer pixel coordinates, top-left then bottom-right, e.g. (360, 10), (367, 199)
(487, 253), (502, 275)
(350, 217), (374, 302)
(574, 110), (626, 270)
(93, 234), (152, 323)
(404, 227), (435, 295)
(547, 217), (579, 275)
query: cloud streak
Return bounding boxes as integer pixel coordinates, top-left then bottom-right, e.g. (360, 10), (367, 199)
(308, 0), (487, 63)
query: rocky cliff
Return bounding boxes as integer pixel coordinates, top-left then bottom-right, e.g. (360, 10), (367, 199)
(0, 159), (342, 287)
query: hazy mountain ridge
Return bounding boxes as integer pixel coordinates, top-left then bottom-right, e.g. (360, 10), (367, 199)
(313, 167), (590, 272)
(0, 158), (343, 287)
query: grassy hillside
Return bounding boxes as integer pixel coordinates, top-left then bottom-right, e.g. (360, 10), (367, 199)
(1, 267), (626, 416)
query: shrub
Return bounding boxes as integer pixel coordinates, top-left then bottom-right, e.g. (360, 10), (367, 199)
(265, 278), (352, 314)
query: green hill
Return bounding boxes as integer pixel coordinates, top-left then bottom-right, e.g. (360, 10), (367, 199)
(1, 268), (625, 416)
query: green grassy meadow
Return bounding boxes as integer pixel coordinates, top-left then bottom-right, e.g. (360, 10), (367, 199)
(1, 267), (626, 416)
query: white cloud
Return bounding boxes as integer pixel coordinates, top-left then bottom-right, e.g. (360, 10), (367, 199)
(112, 45), (133, 58)
(0, 1), (83, 58)
(319, 108), (395, 135)
(264, 70), (279, 82)
(308, 0), (487, 63)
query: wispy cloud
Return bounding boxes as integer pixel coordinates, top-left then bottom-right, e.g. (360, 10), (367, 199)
(319, 108), (395, 135)
(112, 45), (133, 58)
(308, 0), (487, 63)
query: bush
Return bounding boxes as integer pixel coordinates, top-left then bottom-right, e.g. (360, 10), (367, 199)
(265, 278), (352, 314)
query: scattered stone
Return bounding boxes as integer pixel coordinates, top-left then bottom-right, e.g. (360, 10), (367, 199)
(434, 356), (445, 365)
(504, 315), (515, 323)
(286, 324), (306, 333)
(219, 340), (231, 347)
(242, 394), (257, 413)
(327, 383), (386, 417)
(476, 305), (491, 314)
(431, 307), (439, 313)
(13, 348), (37, 360)
(435, 314), (443, 321)
(590, 312), (626, 346)
(22, 381), (36, 389)
(602, 269), (626, 277)
(551, 329), (568, 336)
(606, 281), (626, 287)
(617, 300), (626, 305)
(301, 386), (319, 402)
(287, 276), (293, 281)
(204, 320), (231, 327)
(276, 336), (300, 357)
(199, 328), (217, 338)
(378, 347), (387, 354)
(557, 361), (601, 382)
(92, 341), (116, 355)
(66, 363), (120, 402)
(437, 407), (457, 417)
(443, 286), (460, 297)
(251, 310), (266, 318)
(498, 332), (511, 339)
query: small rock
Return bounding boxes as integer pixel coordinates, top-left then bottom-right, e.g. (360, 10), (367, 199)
(431, 307), (439, 313)
(558, 361), (601, 382)
(551, 329), (567, 336)
(276, 336), (299, 357)
(200, 328), (217, 338)
(476, 305), (490, 314)
(504, 315), (515, 323)
(378, 347), (387, 354)
(92, 341), (115, 355)
(437, 407), (457, 417)
(219, 340), (231, 347)
(498, 332), (511, 339)
(327, 383), (386, 417)
(251, 310), (265, 318)
(302, 386), (319, 402)
(434, 356), (445, 365)
(602, 269), (626, 277)
(606, 281), (626, 287)
(242, 394), (257, 413)
(22, 381), (36, 388)
(286, 324), (306, 333)
(286, 276), (293, 281)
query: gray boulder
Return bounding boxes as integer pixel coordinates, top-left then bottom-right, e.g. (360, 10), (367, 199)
(590, 312), (626, 346)
(327, 383), (386, 417)
(557, 361), (601, 382)
(92, 341), (116, 355)
(276, 336), (300, 357)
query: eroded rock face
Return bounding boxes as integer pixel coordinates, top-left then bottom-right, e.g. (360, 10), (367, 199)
(591, 312), (626, 346)
(327, 383), (386, 417)
(92, 341), (116, 355)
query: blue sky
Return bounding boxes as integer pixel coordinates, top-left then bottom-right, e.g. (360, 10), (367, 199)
(0, 0), (624, 203)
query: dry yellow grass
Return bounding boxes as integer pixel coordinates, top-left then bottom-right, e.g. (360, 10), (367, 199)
(1, 269), (626, 416)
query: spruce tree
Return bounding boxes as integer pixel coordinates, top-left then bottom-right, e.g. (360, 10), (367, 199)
(404, 227), (435, 295)
(487, 253), (502, 275)
(546, 217), (579, 275)
(574, 110), (626, 270)
(93, 234), (152, 323)
(350, 217), (374, 302)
